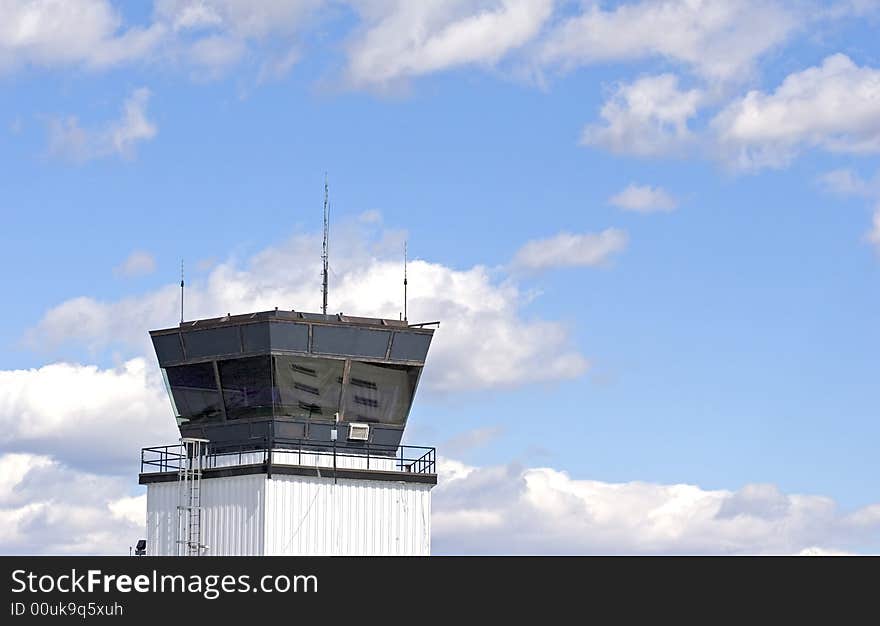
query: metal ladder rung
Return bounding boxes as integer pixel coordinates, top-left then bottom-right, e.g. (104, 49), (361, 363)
(177, 438), (208, 557)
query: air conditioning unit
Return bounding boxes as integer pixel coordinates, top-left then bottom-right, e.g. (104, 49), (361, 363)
(348, 423), (370, 441)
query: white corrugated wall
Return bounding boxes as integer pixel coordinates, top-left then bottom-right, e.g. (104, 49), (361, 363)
(146, 474), (266, 556)
(263, 475), (431, 556)
(146, 474), (431, 556)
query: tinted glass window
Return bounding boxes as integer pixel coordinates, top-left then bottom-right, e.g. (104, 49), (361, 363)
(389, 331), (432, 362)
(312, 326), (390, 358)
(241, 323), (270, 353)
(341, 361), (421, 425)
(269, 322), (309, 351)
(273, 355), (344, 420)
(218, 356), (273, 420)
(163, 362), (223, 423)
(152, 333), (184, 365)
(183, 326), (241, 358)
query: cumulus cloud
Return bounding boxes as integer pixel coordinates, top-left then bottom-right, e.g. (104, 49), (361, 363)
(0, 0), (320, 78)
(609, 184), (678, 213)
(0, 452), (145, 555)
(47, 87), (157, 162)
(582, 74), (703, 157)
(432, 458), (880, 555)
(114, 250), (157, 277)
(0, 0), (165, 72)
(512, 229), (628, 271)
(7, 447), (879, 554)
(0, 359), (176, 472)
(540, 0), (798, 83)
(28, 222), (588, 392)
(712, 54), (880, 170)
(345, 0), (554, 89)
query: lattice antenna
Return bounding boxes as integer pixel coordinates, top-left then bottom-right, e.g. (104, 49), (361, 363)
(180, 259), (185, 324)
(322, 174), (330, 315)
(403, 241), (408, 323)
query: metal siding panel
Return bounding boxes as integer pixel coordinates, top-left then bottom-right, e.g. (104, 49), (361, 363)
(146, 475), (265, 556)
(147, 472), (430, 556)
(263, 475), (431, 556)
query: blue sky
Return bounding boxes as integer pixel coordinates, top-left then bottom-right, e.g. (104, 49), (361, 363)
(2, 0), (880, 554)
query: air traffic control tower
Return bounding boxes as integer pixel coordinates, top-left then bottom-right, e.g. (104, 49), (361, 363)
(138, 309), (437, 556)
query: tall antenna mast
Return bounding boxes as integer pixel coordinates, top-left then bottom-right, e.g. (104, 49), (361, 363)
(322, 174), (330, 315)
(403, 241), (408, 323)
(180, 259), (185, 324)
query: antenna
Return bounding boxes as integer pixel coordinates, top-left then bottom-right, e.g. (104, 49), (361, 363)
(322, 173), (330, 315)
(180, 259), (185, 324)
(403, 241), (408, 323)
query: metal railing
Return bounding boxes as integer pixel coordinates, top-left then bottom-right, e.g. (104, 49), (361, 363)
(141, 439), (436, 476)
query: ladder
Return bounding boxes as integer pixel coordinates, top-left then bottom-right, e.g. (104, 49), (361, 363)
(176, 437), (209, 556)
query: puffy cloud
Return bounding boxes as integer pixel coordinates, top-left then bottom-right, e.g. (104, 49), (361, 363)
(4, 449), (879, 554)
(712, 54), (880, 170)
(153, 0), (322, 39)
(582, 74), (703, 156)
(0, 359), (176, 472)
(114, 250), (157, 277)
(540, 0), (799, 83)
(0, 452), (146, 555)
(609, 184), (678, 213)
(28, 222), (588, 392)
(0, 0), (320, 77)
(47, 87), (157, 162)
(345, 0), (554, 89)
(512, 229), (628, 270)
(0, 0), (165, 72)
(432, 458), (880, 554)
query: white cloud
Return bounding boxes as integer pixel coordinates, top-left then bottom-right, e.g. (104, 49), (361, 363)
(7, 449), (880, 554)
(816, 168), (880, 251)
(712, 54), (880, 170)
(0, 0), (165, 72)
(582, 74), (703, 156)
(154, 0), (322, 39)
(28, 222), (588, 392)
(358, 209), (383, 224)
(442, 426), (504, 456)
(609, 184), (678, 213)
(345, 0), (554, 89)
(0, 452), (145, 555)
(0, 0), (319, 78)
(512, 229), (628, 270)
(818, 168), (878, 198)
(114, 250), (158, 277)
(256, 46), (301, 84)
(540, 0), (799, 83)
(187, 33), (246, 71)
(47, 87), (157, 162)
(0, 359), (176, 472)
(151, 0), (322, 77)
(432, 458), (880, 554)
